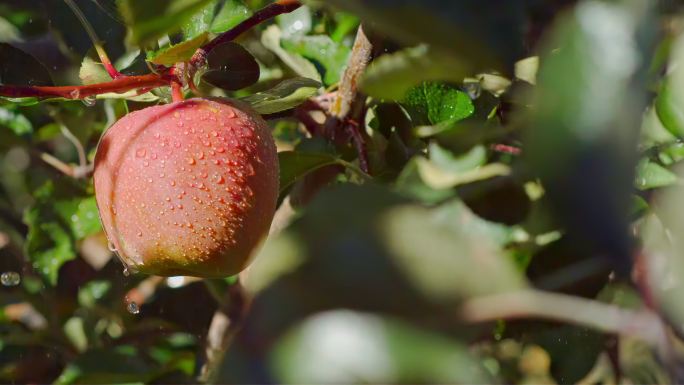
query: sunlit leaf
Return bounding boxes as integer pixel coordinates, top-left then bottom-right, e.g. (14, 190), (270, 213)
(147, 31), (209, 66)
(241, 77), (320, 114)
(118, 0), (214, 46)
(211, 0), (252, 33)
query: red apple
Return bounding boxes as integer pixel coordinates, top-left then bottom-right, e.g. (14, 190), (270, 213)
(94, 98), (279, 277)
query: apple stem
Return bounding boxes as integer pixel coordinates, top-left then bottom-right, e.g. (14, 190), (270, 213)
(171, 81), (184, 102)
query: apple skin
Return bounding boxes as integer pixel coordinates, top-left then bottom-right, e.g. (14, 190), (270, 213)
(93, 98), (279, 277)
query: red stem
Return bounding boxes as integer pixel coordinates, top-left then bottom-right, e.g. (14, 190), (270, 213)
(99, 54), (123, 79)
(0, 73), (170, 99)
(171, 81), (184, 102)
(200, 0), (301, 54)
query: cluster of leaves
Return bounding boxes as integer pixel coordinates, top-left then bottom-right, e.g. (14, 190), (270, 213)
(2, 0), (684, 383)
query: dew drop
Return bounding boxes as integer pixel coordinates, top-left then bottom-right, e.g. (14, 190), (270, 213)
(210, 131), (218, 137)
(108, 241), (116, 252)
(127, 301), (140, 314)
(82, 96), (96, 107)
(216, 147), (225, 153)
(154, 132), (160, 139)
(213, 173), (225, 184)
(170, 180), (176, 186)
(227, 109), (236, 118)
(1, 271), (21, 286)
(198, 151), (205, 160)
(136, 148), (146, 158)
(188, 157), (196, 165)
(137, 231), (143, 237)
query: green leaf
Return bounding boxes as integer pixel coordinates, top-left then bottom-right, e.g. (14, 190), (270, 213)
(278, 151), (341, 194)
(147, 32), (209, 66)
(404, 81), (474, 125)
(525, 1), (654, 274)
(0, 43), (53, 86)
(635, 158), (679, 190)
(277, 5), (311, 38)
(118, 0), (215, 46)
(211, 0), (251, 33)
(281, 35), (351, 85)
(0, 106), (32, 136)
(23, 180), (102, 285)
(261, 25), (321, 82)
(79, 56), (112, 85)
(272, 311), (493, 383)
(241, 77), (320, 114)
(429, 143), (486, 173)
(181, 0), (215, 38)
(54, 347), (156, 384)
(201, 42), (259, 90)
(656, 79), (684, 139)
(362, 45), (468, 100)
(78, 280), (112, 308)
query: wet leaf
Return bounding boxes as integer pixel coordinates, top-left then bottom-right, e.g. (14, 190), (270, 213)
(201, 42), (259, 90)
(241, 77), (320, 114)
(118, 0), (214, 46)
(147, 32), (209, 66)
(211, 0), (252, 33)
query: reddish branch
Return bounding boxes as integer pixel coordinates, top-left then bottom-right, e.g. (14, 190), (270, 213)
(193, 0), (302, 65)
(0, 73), (171, 99)
(0, 1), (302, 100)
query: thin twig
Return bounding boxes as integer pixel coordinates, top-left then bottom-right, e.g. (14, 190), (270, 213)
(323, 25), (373, 172)
(64, 0), (121, 79)
(0, 73), (171, 99)
(199, 280), (248, 383)
(460, 289), (668, 348)
(58, 123), (87, 170)
(39, 152), (75, 177)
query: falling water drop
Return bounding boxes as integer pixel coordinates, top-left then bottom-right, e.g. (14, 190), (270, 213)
(107, 241), (116, 252)
(82, 96), (96, 107)
(127, 301), (140, 314)
(1, 271), (21, 286)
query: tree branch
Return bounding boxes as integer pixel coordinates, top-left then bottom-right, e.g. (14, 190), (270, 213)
(324, 25), (373, 172)
(199, 279), (248, 383)
(460, 289), (668, 349)
(0, 73), (171, 99)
